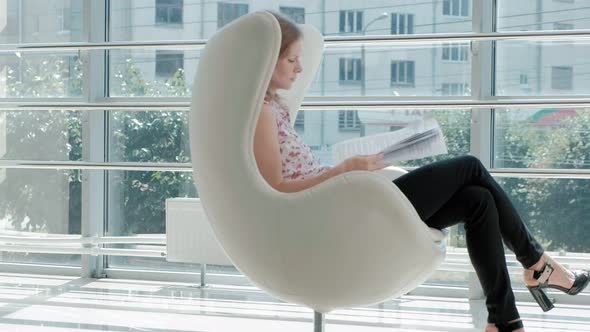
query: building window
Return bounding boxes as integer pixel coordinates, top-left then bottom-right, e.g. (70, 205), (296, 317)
(443, 0), (469, 17)
(155, 0), (183, 25)
(155, 51), (184, 78)
(520, 73), (529, 86)
(217, 2), (249, 28)
(391, 61), (415, 87)
(441, 83), (468, 96)
(391, 13), (414, 34)
(339, 10), (363, 33)
(442, 43), (469, 62)
(56, 6), (71, 32)
(294, 112), (305, 130)
(554, 22), (574, 30)
(339, 58), (362, 83)
(280, 6), (305, 23)
(338, 111), (361, 130)
(551, 66), (573, 90)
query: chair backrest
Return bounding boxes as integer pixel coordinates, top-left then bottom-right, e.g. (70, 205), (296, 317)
(189, 11), (323, 289)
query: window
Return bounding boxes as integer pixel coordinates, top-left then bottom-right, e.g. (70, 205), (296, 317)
(56, 6), (71, 32)
(338, 111), (361, 130)
(391, 61), (415, 86)
(443, 0), (469, 17)
(441, 83), (468, 96)
(519, 73), (529, 86)
(339, 58), (362, 83)
(280, 6), (305, 24)
(155, 0), (183, 25)
(339, 10), (363, 33)
(391, 13), (414, 34)
(155, 51), (184, 78)
(551, 66), (573, 90)
(294, 112), (304, 130)
(217, 2), (248, 28)
(554, 22), (574, 30)
(442, 43), (469, 62)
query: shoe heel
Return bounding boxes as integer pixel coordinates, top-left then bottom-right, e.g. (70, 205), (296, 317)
(528, 286), (555, 312)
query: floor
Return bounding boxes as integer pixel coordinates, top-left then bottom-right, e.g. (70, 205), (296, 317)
(0, 272), (588, 331)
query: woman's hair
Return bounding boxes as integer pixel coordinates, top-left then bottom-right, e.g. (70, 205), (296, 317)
(264, 11), (302, 104)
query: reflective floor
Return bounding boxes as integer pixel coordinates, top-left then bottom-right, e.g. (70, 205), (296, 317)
(0, 272), (589, 331)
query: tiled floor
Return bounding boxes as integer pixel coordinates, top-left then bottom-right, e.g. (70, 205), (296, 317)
(0, 272), (588, 331)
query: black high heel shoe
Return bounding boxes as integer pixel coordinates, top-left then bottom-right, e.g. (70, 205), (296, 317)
(525, 260), (590, 312)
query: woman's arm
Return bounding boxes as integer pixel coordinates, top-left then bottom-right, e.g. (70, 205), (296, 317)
(254, 104), (387, 193)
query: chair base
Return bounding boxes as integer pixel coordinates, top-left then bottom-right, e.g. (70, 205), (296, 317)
(314, 311), (324, 332)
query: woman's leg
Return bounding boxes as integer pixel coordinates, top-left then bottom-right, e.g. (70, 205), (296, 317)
(391, 155), (545, 325)
(424, 184), (520, 324)
(393, 155), (544, 268)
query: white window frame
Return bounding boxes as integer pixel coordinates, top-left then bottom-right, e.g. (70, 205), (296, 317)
(338, 110), (361, 131)
(339, 10), (363, 33)
(339, 58), (362, 83)
(391, 13), (414, 34)
(391, 60), (415, 87)
(443, 0), (470, 17)
(441, 82), (468, 96)
(155, 0), (184, 26)
(442, 42), (470, 62)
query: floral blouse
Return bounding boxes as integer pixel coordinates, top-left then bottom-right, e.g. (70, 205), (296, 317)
(269, 99), (332, 181)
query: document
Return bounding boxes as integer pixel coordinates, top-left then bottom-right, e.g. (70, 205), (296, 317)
(331, 117), (448, 165)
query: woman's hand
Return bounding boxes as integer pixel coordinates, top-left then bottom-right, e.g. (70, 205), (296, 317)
(338, 152), (390, 173)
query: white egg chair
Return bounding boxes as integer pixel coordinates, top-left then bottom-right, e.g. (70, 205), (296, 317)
(189, 10), (446, 331)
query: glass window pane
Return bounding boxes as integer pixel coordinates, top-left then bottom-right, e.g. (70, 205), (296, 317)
(494, 108), (590, 169)
(109, 1), (473, 42)
(321, 44), (471, 97)
(295, 109), (472, 167)
(0, 0), (85, 44)
(495, 40), (589, 96)
(0, 110), (82, 161)
(497, 0), (590, 31)
(497, 176), (590, 253)
(0, 168), (82, 266)
(0, 52), (83, 98)
(108, 111), (190, 163)
(107, 170), (196, 237)
(109, 49), (197, 97)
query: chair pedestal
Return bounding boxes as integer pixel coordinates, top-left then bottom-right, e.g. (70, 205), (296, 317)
(313, 311), (324, 332)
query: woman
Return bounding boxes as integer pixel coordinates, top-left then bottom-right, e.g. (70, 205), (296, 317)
(253, 12), (589, 332)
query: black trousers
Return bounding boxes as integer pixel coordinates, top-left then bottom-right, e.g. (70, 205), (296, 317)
(392, 155), (545, 324)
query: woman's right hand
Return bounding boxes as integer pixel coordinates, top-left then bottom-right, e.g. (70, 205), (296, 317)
(338, 152), (390, 172)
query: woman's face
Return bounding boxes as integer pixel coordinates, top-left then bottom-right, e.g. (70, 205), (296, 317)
(269, 39), (303, 91)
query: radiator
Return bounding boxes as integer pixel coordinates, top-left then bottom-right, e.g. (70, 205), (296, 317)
(165, 198), (232, 265)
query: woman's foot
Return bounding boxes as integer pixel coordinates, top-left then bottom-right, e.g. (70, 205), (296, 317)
(524, 254), (576, 290)
(523, 253), (590, 311)
(485, 318), (524, 332)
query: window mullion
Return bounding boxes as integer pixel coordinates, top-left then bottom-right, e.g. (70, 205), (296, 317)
(80, 0), (107, 279)
(470, 0), (495, 168)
